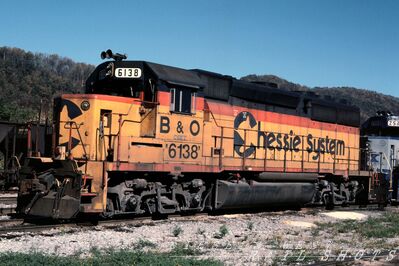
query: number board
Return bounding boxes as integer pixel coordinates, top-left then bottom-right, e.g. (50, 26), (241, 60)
(388, 119), (399, 127)
(115, 68), (142, 78)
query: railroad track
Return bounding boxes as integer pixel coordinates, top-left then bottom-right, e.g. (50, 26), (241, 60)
(0, 203), (395, 234)
(0, 213), (210, 234)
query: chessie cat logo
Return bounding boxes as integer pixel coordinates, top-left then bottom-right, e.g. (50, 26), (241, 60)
(233, 111), (346, 159)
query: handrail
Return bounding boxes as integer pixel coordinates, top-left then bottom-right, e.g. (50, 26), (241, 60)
(114, 100), (159, 117)
(205, 104), (361, 173)
(97, 101), (159, 166)
(212, 126), (361, 174)
(62, 121), (88, 160)
(379, 151), (393, 190)
(93, 97), (361, 174)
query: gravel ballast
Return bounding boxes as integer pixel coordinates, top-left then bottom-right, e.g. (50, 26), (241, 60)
(0, 208), (398, 265)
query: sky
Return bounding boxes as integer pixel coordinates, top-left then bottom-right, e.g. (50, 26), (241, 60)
(1, 0), (398, 96)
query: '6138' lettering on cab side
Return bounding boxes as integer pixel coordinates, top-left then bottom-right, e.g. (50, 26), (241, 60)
(159, 116), (202, 160)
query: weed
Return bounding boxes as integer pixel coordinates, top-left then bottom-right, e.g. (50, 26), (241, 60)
(171, 242), (202, 256)
(358, 213), (399, 238)
(271, 255), (280, 266)
(214, 241), (234, 250)
(196, 228), (206, 235)
(315, 212), (399, 239)
(135, 238), (157, 249)
(214, 225), (228, 239)
(89, 246), (101, 257)
(265, 235), (282, 248)
(172, 225), (183, 237)
(203, 241), (216, 249)
(247, 221), (254, 231)
(311, 227), (320, 236)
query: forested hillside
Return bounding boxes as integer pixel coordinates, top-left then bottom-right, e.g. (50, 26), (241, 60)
(0, 46), (398, 123)
(242, 75), (399, 122)
(0, 47), (94, 122)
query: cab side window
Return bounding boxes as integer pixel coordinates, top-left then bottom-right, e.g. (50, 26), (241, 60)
(170, 87), (196, 114)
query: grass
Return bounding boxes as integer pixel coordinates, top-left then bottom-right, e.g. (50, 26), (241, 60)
(214, 225), (229, 239)
(171, 242), (202, 256)
(314, 212), (399, 238)
(0, 249), (222, 266)
(134, 238), (157, 249)
(265, 236), (283, 249)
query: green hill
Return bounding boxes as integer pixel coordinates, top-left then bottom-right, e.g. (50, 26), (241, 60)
(0, 47), (94, 122)
(1, 46), (398, 123)
(242, 74), (399, 122)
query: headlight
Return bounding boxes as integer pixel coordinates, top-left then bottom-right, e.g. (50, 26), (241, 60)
(81, 100), (90, 111)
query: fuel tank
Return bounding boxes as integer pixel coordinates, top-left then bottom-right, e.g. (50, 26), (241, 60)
(214, 180), (316, 210)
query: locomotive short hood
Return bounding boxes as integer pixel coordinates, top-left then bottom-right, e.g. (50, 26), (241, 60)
(86, 60), (206, 92)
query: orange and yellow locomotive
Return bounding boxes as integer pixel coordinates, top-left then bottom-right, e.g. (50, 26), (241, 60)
(17, 51), (367, 219)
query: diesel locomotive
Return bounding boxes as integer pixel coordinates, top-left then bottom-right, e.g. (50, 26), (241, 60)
(361, 111), (399, 204)
(16, 50), (369, 219)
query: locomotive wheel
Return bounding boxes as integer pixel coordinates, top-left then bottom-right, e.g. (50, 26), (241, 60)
(106, 197), (115, 213)
(100, 198), (115, 219)
(324, 193), (334, 210)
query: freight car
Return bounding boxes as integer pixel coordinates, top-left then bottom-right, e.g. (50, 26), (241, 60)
(16, 50), (369, 219)
(0, 121), (52, 189)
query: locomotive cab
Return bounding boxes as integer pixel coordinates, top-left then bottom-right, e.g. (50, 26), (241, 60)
(18, 54), (208, 219)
